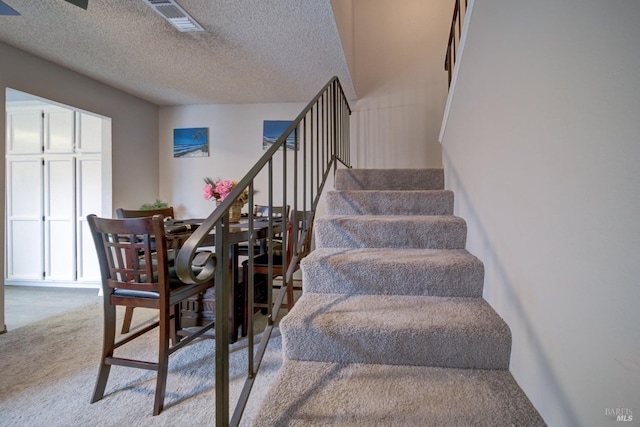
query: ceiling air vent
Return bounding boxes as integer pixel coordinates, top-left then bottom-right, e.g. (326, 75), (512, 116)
(143, 0), (204, 32)
(0, 0), (20, 15)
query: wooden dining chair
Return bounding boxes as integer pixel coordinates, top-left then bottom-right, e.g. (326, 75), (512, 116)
(116, 206), (175, 334)
(87, 214), (216, 415)
(237, 204), (290, 257)
(241, 209), (314, 320)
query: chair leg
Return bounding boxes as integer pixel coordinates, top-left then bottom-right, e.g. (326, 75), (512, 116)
(170, 304), (181, 345)
(92, 303), (117, 403)
(241, 265), (249, 338)
(153, 308), (171, 416)
(121, 306), (134, 334)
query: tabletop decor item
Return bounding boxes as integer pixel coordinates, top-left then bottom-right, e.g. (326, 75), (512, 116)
(203, 177), (249, 223)
(140, 199), (169, 210)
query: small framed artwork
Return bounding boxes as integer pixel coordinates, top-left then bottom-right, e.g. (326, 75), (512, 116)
(263, 120), (298, 150)
(173, 127), (209, 157)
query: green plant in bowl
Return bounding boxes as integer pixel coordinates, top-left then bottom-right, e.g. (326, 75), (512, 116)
(140, 199), (169, 210)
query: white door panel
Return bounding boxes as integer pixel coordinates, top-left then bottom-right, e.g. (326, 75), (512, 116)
(45, 109), (75, 153)
(8, 159), (42, 216)
(76, 157), (101, 281)
(45, 158), (75, 216)
(8, 220), (43, 279)
(44, 157), (75, 281)
(7, 110), (42, 154)
(77, 157), (101, 216)
(77, 220), (99, 281)
(45, 220), (75, 280)
(77, 112), (102, 153)
(6, 159), (43, 280)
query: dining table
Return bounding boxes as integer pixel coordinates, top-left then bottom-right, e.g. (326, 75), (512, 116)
(163, 215), (283, 342)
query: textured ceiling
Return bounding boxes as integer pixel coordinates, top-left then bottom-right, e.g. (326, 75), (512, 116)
(0, 0), (356, 106)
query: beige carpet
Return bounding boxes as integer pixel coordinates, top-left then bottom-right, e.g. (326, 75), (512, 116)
(0, 302), (283, 426)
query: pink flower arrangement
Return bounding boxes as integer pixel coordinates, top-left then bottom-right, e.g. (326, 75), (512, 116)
(203, 177), (249, 205)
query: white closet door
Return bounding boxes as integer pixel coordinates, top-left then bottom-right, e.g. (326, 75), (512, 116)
(45, 109), (75, 153)
(76, 156), (102, 281)
(6, 100), (107, 287)
(7, 110), (42, 154)
(43, 157), (76, 280)
(77, 112), (102, 153)
(6, 158), (44, 280)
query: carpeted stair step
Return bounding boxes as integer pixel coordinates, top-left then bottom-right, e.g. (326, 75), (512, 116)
(335, 168), (444, 191)
(301, 247), (484, 297)
(326, 190), (454, 216)
(315, 215), (467, 249)
(281, 293), (511, 369)
(251, 360), (545, 427)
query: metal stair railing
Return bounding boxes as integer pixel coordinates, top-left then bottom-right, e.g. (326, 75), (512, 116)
(175, 76), (351, 426)
(444, 0), (469, 88)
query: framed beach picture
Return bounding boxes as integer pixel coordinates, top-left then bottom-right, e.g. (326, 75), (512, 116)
(263, 120), (298, 150)
(173, 127), (209, 157)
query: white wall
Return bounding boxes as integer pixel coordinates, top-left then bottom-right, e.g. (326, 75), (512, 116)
(441, 1), (640, 426)
(0, 42), (159, 330)
(332, 0), (451, 168)
(158, 102), (335, 219)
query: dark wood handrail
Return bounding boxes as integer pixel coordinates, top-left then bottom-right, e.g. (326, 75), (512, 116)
(444, 0), (468, 88)
(175, 76), (351, 426)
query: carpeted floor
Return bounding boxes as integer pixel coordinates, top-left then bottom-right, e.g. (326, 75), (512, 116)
(0, 302), (283, 426)
(253, 168), (545, 426)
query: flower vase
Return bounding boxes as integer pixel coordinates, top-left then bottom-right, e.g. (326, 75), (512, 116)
(229, 200), (243, 223)
(217, 199), (243, 223)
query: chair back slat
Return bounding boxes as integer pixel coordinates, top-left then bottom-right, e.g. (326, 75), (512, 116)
(116, 207), (175, 220)
(253, 204), (289, 219)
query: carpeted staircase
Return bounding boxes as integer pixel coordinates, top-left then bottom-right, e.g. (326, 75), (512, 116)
(252, 168), (545, 426)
